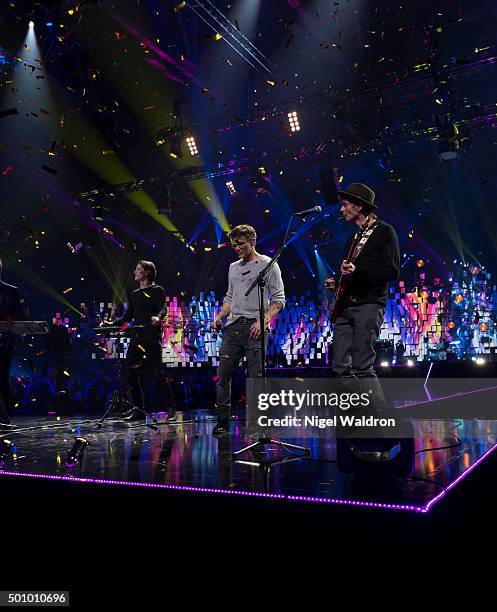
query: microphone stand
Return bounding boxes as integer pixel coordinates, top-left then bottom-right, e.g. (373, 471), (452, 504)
(232, 212), (312, 459)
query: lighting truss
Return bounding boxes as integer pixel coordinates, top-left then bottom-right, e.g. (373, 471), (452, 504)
(78, 102), (497, 199)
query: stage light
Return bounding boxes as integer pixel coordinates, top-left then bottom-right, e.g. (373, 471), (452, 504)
(475, 357), (486, 365)
(416, 259), (425, 268)
(287, 111), (300, 132)
(185, 135), (199, 157)
(407, 359), (415, 367)
(226, 181), (237, 196)
(65, 437), (89, 468)
(380, 361), (389, 367)
(29, 21), (34, 28)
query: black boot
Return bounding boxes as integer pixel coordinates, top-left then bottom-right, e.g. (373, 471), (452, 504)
(123, 408), (146, 422)
(166, 410), (177, 423)
(212, 416), (230, 435)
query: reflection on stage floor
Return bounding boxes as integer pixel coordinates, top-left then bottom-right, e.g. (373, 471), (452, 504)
(1, 412), (496, 513)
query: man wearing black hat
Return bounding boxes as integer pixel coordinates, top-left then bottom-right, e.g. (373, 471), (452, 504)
(325, 183), (399, 381)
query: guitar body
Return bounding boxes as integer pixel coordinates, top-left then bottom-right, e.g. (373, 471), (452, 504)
(329, 225), (369, 323)
(330, 282), (348, 323)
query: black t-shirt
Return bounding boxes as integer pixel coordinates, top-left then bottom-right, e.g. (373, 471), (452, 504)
(341, 220), (400, 307)
(114, 284), (167, 340)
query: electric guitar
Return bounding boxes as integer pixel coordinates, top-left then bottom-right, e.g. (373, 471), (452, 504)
(329, 227), (367, 323)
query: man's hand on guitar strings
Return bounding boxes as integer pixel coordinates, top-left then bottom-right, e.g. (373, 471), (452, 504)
(340, 261), (356, 277)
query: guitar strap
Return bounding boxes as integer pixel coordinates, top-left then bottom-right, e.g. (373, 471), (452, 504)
(350, 220), (379, 263)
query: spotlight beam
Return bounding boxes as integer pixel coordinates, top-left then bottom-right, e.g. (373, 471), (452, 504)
(187, 3), (256, 70)
(0, 247), (82, 315)
(61, 109), (186, 242)
(202, 0), (270, 70)
(188, 1), (271, 72)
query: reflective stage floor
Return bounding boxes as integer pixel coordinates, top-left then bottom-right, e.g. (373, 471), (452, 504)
(1, 412), (496, 513)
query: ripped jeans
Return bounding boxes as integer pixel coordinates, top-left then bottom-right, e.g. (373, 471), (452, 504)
(215, 317), (268, 419)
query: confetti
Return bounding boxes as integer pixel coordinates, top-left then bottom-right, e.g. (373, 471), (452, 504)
(41, 165), (57, 175)
(284, 35), (295, 48)
(174, 1), (186, 12)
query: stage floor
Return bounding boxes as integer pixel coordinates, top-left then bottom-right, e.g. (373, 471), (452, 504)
(1, 412), (496, 513)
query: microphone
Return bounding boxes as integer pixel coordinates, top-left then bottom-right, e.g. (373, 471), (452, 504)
(294, 205), (322, 217)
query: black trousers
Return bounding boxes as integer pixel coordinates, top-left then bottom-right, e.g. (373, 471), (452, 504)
(332, 304), (385, 378)
(332, 303), (387, 408)
(215, 318), (268, 419)
(0, 351), (13, 422)
(126, 338), (172, 413)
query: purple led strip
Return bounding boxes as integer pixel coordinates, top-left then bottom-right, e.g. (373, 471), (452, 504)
(1, 440), (496, 512)
(422, 440), (497, 512)
(0, 469), (421, 512)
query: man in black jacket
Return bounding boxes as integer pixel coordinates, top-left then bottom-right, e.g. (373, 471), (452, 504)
(0, 258), (23, 424)
(325, 183), (399, 381)
(105, 260), (175, 422)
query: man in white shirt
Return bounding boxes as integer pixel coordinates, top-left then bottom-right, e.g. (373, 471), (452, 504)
(211, 225), (285, 435)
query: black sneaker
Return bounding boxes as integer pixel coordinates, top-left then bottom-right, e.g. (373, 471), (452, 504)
(212, 418), (229, 435)
(123, 409), (146, 422)
(121, 406), (137, 419)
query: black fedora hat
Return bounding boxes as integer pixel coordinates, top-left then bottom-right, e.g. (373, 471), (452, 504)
(337, 183), (377, 209)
